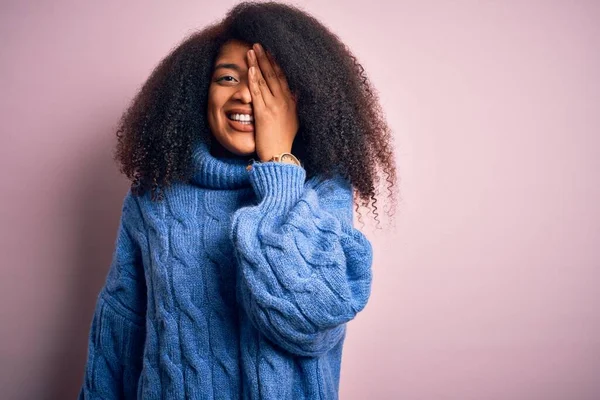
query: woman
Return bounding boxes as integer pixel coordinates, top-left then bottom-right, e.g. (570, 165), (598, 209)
(79, 1), (396, 399)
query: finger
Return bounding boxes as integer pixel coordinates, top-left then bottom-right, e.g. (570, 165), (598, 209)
(266, 53), (297, 103)
(248, 65), (266, 110)
(252, 43), (282, 97)
(248, 50), (273, 107)
(246, 50), (267, 109)
(268, 53), (291, 94)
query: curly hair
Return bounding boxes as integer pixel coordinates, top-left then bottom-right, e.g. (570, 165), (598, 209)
(114, 1), (398, 223)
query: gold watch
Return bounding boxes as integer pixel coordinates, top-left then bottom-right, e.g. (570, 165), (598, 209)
(246, 153), (302, 171)
(269, 152), (301, 166)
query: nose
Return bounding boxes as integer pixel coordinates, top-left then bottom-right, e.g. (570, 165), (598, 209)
(232, 81), (252, 104)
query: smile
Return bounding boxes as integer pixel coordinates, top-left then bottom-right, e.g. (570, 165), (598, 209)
(227, 112), (254, 123)
(226, 115), (254, 132)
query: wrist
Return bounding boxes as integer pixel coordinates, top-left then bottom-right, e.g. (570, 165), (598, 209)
(257, 147), (292, 162)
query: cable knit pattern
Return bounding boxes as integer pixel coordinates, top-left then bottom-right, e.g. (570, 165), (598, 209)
(78, 140), (373, 399)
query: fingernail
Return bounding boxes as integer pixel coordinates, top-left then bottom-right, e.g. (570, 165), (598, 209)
(253, 43), (261, 54)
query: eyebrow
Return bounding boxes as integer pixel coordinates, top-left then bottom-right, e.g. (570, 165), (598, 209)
(213, 63), (245, 72)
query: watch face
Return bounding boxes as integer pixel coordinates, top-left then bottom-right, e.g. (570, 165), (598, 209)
(281, 154), (299, 165)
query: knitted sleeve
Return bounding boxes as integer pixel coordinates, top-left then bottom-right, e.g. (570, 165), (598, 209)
(78, 190), (147, 400)
(230, 162), (373, 357)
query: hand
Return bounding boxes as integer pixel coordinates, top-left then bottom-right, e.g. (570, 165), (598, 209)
(247, 43), (299, 162)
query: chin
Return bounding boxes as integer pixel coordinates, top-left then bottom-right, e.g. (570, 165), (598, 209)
(226, 140), (255, 157)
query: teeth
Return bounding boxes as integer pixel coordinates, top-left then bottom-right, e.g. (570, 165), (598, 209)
(229, 113), (254, 122)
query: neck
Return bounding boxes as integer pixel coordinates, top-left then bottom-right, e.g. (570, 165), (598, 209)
(209, 138), (255, 162)
(190, 138), (252, 190)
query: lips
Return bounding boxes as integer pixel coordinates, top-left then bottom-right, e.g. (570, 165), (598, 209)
(224, 106), (254, 132)
(226, 116), (254, 132)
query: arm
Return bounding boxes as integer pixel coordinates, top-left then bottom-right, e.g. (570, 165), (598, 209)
(79, 190), (147, 400)
(230, 162), (373, 357)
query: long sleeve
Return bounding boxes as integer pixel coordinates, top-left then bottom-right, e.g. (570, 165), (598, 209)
(230, 162), (373, 357)
(79, 190), (148, 400)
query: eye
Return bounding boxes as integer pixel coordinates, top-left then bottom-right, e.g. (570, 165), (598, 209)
(216, 75), (238, 83)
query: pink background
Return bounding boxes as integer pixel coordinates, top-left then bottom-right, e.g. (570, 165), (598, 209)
(1, 1), (599, 399)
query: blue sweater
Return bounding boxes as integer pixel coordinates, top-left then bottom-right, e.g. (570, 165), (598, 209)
(78, 140), (373, 399)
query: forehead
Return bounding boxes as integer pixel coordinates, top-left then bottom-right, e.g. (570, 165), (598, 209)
(216, 40), (252, 62)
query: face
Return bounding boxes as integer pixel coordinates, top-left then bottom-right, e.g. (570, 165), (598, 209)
(207, 40), (255, 157)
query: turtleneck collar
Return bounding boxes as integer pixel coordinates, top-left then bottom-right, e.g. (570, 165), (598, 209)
(190, 140), (253, 189)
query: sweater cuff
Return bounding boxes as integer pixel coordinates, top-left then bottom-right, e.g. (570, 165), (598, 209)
(248, 162), (306, 211)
